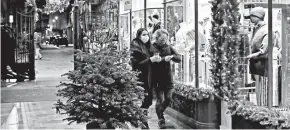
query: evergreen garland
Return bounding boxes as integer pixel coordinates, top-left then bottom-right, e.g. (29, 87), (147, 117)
(209, 0), (241, 99)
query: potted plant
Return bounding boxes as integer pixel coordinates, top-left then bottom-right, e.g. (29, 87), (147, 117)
(228, 100), (290, 129)
(167, 83), (220, 129)
(54, 43), (148, 129)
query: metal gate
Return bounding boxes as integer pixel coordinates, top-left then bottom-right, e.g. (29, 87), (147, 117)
(14, 7), (35, 80)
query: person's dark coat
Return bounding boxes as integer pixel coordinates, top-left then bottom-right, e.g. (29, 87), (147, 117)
(152, 42), (181, 89)
(130, 38), (154, 108)
(153, 22), (162, 34)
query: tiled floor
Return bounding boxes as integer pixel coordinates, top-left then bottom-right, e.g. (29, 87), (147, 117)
(1, 103), (15, 125)
(1, 101), (190, 129)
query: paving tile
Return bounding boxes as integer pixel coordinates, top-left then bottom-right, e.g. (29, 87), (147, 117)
(2, 101), (190, 129)
(17, 102), (85, 129)
(1, 103), (15, 125)
(147, 101), (191, 129)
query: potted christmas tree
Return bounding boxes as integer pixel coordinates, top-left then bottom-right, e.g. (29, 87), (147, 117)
(54, 29), (147, 129)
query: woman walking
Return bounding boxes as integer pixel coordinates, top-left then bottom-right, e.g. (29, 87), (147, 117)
(152, 29), (181, 129)
(130, 28), (162, 129)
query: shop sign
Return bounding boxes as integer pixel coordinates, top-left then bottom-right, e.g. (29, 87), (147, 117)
(124, 0), (131, 11)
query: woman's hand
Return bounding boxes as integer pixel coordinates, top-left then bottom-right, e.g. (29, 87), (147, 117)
(246, 52), (261, 59)
(165, 55), (174, 62)
(150, 55), (162, 62)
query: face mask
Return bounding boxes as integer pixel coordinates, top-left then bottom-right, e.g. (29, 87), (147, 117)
(141, 36), (149, 43)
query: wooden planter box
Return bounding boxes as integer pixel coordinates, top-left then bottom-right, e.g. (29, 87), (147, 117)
(86, 122), (114, 129)
(86, 122), (101, 129)
(232, 115), (267, 129)
(165, 92), (220, 129)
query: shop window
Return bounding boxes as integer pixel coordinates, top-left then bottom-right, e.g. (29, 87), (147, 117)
(277, 4), (290, 107)
(132, 0), (145, 11)
(165, 0), (185, 83)
(119, 13), (131, 50)
(147, 0), (163, 8)
(146, 9), (164, 36)
(132, 11), (145, 39)
(201, 1), (290, 108)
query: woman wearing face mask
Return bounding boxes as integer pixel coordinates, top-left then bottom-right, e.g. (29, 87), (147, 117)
(130, 28), (162, 129)
(152, 29), (181, 129)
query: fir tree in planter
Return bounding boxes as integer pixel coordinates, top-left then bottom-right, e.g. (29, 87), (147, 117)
(55, 44), (147, 129)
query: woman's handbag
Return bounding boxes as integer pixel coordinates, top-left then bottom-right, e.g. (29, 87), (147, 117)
(249, 58), (268, 77)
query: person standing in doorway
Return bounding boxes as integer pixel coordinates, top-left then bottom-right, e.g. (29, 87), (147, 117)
(152, 29), (181, 128)
(34, 32), (43, 60)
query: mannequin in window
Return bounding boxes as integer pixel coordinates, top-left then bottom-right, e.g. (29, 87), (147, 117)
(185, 21), (208, 84)
(174, 22), (187, 52)
(246, 7), (275, 106)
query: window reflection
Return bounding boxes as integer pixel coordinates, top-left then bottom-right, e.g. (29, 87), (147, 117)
(165, 1), (185, 83)
(119, 14), (131, 50)
(132, 11), (145, 39)
(147, 9), (164, 38)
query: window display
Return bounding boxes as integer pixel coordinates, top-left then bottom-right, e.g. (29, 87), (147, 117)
(119, 13), (131, 50)
(166, 5), (183, 43)
(165, 0), (185, 83)
(132, 11), (145, 39)
(146, 9), (164, 36)
(280, 5), (290, 107)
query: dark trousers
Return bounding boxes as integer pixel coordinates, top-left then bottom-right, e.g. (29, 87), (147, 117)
(141, 92), (153, 109)
(155, 86), (173, 120)
(140, 85), (153, 129)
(278, 66), (282, 105)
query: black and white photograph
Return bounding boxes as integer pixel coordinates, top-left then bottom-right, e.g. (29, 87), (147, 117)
(1, 0), (290, 129)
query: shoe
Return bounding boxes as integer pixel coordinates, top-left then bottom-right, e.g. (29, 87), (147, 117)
(158, 119), (166, 129)
(142, 121), (149, 129)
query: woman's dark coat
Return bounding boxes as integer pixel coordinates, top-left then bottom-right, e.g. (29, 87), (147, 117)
(130, 39), (154, 108)
(152, 42), (181, 89)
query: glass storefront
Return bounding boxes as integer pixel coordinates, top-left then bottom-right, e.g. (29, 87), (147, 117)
(119, 13), (131, 50)
(132, 11), (145, 39)
(119, 0), (290, 107)
(119, 0), (164, 49)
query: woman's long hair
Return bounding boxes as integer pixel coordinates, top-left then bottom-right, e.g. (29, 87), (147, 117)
(133, 28), (154, 55)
